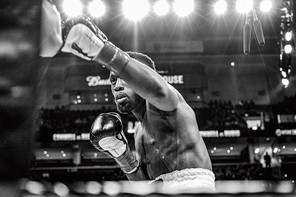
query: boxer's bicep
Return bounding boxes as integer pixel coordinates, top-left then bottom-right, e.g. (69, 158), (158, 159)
(151, 85), (182, 112)
(119, 59), (179, 111)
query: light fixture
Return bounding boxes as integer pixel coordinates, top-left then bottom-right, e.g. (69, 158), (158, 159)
(214, 0), (227, 15)
(236, 0), (253, 14)
(88, 0), (106, 18)
(62, 0), (83, 17)
(154, 0), (169, 16)
(173, 0), (194, 17)
(255, 148), (260, 154)
(281, 78), (289, 87)
(285, 31), (293, 41)
(122, 0), (150, 21)
(284, 44), (293, 53)
(260, 0), (272, 12)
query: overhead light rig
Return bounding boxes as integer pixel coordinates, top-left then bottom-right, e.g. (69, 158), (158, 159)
(279, 0), (294, 88)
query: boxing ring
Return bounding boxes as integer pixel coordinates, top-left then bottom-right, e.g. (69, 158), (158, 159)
(1, 180), (288, 196)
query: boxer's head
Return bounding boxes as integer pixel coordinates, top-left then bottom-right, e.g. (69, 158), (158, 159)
(109, 52), (156, 114)
(127, 51), (156, 71)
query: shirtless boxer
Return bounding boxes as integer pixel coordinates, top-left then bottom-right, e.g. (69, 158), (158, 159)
(61, 15), (215, 192)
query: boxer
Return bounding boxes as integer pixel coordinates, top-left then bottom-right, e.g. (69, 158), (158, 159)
(62, 15), (215, 193)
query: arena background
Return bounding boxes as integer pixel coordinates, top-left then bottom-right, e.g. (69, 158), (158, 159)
(1, 0), (296, 196)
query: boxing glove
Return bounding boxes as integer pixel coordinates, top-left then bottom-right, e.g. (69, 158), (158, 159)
(61, 15), (130, 76)
(90, 112), (126, 157)
(61, 15), (107, 60)
(90, 112), (139, 174)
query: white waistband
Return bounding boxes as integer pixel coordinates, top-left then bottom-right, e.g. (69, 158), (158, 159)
(154, 168), (216, 193)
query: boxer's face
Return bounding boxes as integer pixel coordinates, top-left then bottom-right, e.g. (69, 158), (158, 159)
(109, 71), (143, 114)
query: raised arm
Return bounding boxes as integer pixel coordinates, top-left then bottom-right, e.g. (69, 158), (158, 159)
(109, 57), (179, 111)
(61, 16), (179, 111)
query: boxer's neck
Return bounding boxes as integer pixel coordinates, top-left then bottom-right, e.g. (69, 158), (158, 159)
(132, 100), (146, 122)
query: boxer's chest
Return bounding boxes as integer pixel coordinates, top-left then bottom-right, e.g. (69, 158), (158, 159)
(134, 115), (174, 156)
(134, 115), (178, 178)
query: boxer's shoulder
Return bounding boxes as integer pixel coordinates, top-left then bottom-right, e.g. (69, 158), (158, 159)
(147, 103), (175, 118)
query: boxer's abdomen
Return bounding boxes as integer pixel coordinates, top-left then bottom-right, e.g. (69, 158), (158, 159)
(134, 103), (212, 180)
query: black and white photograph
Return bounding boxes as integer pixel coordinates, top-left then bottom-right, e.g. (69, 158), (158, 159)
(0, 0), (295, 196)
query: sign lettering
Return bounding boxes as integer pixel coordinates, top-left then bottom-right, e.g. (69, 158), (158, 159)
(86, 76), (110, 86)
(162, 75), (184, 84)
(86, 75), (184, 86)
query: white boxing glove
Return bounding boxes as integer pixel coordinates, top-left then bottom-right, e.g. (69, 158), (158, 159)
(61, 15), (107, 60)
(98, 136), (127, 157)
(61, 15), (131, 76)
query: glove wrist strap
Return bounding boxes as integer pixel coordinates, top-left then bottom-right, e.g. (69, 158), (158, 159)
(93, 42), (130, 76)
(114, 145), (139, 175)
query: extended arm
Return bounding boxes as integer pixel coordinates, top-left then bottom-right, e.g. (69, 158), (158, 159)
(62, 16), (179, 111)
(103, 53), (179, 112)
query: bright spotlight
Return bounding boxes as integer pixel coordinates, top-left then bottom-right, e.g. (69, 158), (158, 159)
(281, 71), (287, 78)
(88, 0), (106, 18)
(281, 78), (289, 87)
(254, 148), (260, 154)
(53, 182), (70, 197)
(173, 0), (194, 17)
(273, 147), (278, 153)
(62, 0), (83, 17)
(86, 181), (102, 195)
(260, 0), (272, 12)
(154, 0), (170, 16)
(284, 44), (293, 54)
(285, 31), (293, 41)
(122, 0), (150, 21)
(214, 0), (227, 15)
(236, 0), (253, 14)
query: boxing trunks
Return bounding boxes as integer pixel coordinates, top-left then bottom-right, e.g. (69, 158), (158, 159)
(153, 168), (216, 193)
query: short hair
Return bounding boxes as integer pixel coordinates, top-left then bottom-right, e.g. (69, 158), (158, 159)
(127, 51), (156, 71)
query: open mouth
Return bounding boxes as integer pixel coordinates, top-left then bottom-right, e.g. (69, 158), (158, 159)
(117, 97), (127, 103)
(115, 93), (127, 104)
